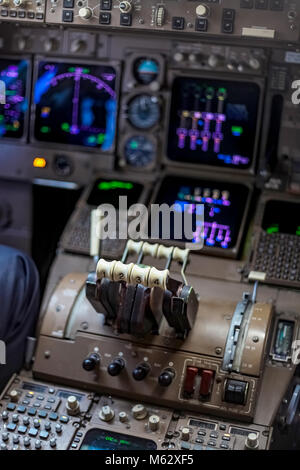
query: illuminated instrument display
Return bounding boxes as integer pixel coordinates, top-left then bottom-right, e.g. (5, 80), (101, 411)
(124, 135), (155, 167)
(167, 77), (260, 169)
(272, 320), (294, 362)
(34, 61), (117, 149)
(262, 200), (300, 236)
(127, 94), (160, 130)
(80, 429), (157, 451)
(133, 58), (160, 85)
(154, 176), (250, 250)
(0, 58), (28, 139)
(87, 178), (143, 207)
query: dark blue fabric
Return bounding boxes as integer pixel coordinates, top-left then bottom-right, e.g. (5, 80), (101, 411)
(0, 245), (40, 390)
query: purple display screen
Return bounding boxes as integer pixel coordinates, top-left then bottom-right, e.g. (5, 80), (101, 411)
(34, 61), (117, 150)
(167, 77), (260, 169)
(0, 58), (28, 139)
(153, 176), (250, 250)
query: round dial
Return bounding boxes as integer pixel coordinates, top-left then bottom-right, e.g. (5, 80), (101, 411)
(124, 135), (155, 167)
(133, 58), (160, 85)
(127, 94), (160, 129)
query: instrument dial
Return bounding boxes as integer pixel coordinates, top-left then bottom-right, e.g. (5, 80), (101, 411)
(127, 94), (160, 129)
(124, 135), (155, 167)
(133, 58), (160, 85)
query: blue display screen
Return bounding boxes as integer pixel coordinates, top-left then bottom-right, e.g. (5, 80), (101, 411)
(80, 429), (157, 451)
(34, 61), (117, 150)
(167, 77), (260, 169)
(0, 58), (28, 139)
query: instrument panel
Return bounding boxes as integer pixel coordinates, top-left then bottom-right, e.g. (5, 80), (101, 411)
(0, 1), (300, 453)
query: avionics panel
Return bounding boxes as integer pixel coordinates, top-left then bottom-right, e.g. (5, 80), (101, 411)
(167, 75), (261, 172)
(151, 174), (252, 258)
(249, 194), (300, 289)
(0, 56), (30, 141)
(45, 0), (300, 44)
(32, 58), (119, 152)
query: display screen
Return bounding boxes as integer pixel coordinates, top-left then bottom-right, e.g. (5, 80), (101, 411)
(167, 77), (260, 169)
(272, 320), (294, 361)
(34, 61), (117, 149)
(80, 429), (157, 451)
(87, 179), (144, 207)
(153, 176), (250, 250)
(262, 200), (300, 236)
(0, 58), (28, 139)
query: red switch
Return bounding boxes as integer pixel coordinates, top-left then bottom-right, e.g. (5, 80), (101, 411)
(199, 369), (214, 397)
(184, 366), (198, 395)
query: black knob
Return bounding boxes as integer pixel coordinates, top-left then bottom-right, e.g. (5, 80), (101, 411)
(82, 353), (100, 371)
(132, 363), (150, 381)
(107, 358), (125, 377)
(158, 370), (175, 387)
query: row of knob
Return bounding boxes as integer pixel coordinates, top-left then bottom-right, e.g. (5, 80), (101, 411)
(82, 354), (175, 386)
(173, 52), (261, 71)
(98, 403), (160, 431)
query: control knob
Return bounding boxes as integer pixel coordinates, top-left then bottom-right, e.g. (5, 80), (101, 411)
(181, 427), (190, 441)
(132, 404), (148, 420)
(158, 369), (175, 387)
(70, 39), (87, 54)
(148, 415), (160, 431)
(208, 54), (219, 68)
(66, 395), (80, 416)
(99, 405), (115, 422)
(107, 358), (125, 377)
(245, 433), (259, 449)
(9, 390), (19, 403)
(82, 353), (100, 371)
(173, 52), (185, 63)
(79, 7), (92, 19)
(13, 0), (25, 6)
(196, 4), (209, 17)
(44, 38), (59, 53)
(132, 362), (150, 381)
(249, 57), (261, 70)
(119, 1), (132, 13)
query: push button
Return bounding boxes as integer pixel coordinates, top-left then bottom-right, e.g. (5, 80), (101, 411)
(62, 10), (73, 22)
(224, 379), (248, 405)
(183, 366), (198, 395)
(101, 0), (112, 9)
(120, 13), (132, 26)
(172, 16), (185, 30)
(63, 0), (74, 7)
(223, 9), (235, 20)
(270, 0), (283, 10)
(222, 21), (234, 34)
(195, 18), (208, 32)
(240, 0), (254, 7)
(255, 0), (268, 8)
(100, 12), (111, 24)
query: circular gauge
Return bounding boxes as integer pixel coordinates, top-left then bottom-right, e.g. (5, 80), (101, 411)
(127, 94), (160, 130)
(134, 58), (160, 85)
(124, 135), (156, 167)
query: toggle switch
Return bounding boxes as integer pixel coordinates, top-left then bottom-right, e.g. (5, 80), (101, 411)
(132, 363), (150, 381)
(199, 369), (214, 397)
(183, 366), (198, 395)
(107, 358), (125, 377)
(82, 353), (100, 371)
(158, 369), (175, 387)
